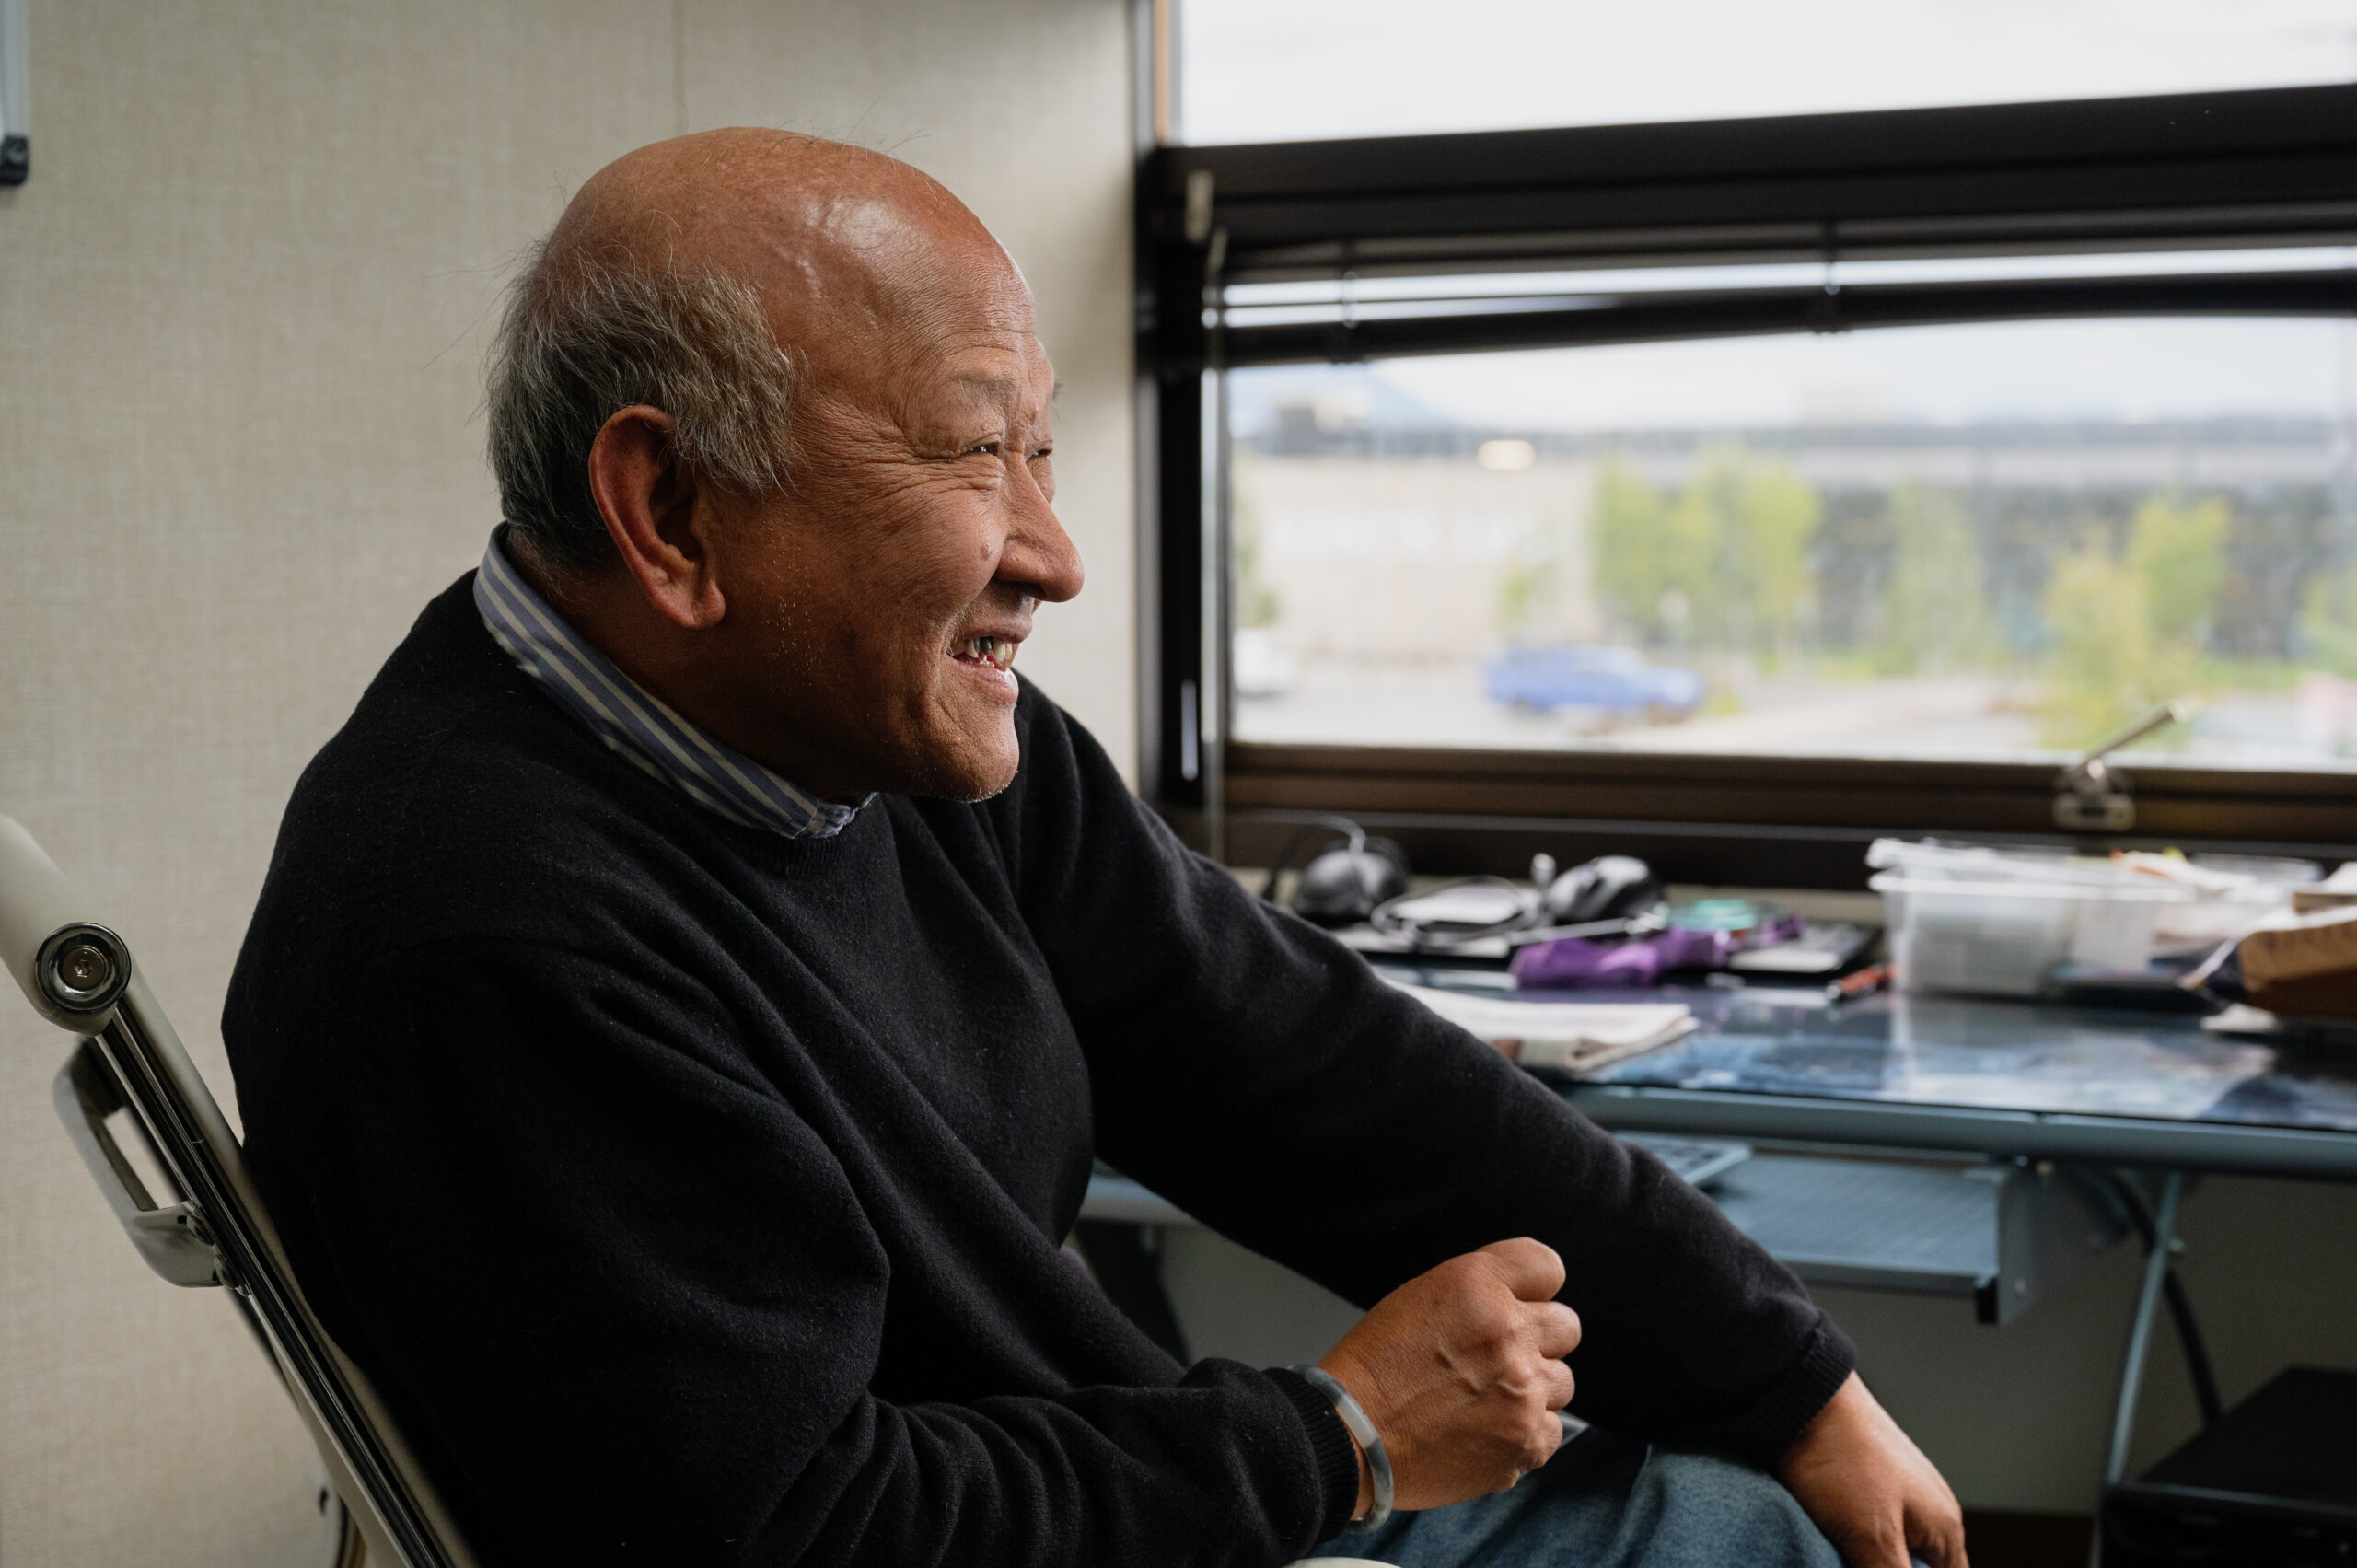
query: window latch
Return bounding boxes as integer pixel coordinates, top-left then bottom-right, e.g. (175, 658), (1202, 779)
(2052, 700), (2194, 834)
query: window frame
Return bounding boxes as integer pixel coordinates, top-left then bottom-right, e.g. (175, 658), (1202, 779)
(1134, 81), (2357, 883)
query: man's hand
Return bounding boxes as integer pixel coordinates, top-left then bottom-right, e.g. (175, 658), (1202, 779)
(1776, 1372), (1968, 1568)
(1316, 1238), (1582, 1514)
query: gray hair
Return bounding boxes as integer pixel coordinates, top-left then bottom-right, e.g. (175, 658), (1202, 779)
(485, 241), (799, 575)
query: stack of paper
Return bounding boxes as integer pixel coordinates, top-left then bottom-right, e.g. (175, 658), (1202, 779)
(1396, 983), (1697, 1074)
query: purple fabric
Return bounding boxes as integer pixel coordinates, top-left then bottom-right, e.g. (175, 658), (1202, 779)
(1511, 928), (1732, 989)
(1508, 914), (1808, 991)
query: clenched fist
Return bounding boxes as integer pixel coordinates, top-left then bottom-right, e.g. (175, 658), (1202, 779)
(1316, 1238), (1583, 1515)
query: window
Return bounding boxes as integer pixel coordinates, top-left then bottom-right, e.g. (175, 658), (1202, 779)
(1228, 312), (2357, 769)
(1176, 0), (2357, 145)
(1137, 36), (2357, 879)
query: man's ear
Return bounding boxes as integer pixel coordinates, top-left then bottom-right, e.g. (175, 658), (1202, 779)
(586, 405), (727, 632)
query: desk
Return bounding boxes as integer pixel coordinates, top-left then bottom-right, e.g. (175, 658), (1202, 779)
(1553, 981), (2357, 1180)
(1078, 973), (2357, 1497)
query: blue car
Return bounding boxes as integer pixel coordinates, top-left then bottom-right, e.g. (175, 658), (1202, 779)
(1481, 644), (1705, 716)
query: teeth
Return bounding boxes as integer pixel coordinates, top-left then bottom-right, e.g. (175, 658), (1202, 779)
(954, 636), (1015, 668)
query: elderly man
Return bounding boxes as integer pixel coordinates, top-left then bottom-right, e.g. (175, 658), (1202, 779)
(225, 131), (1962, 1568)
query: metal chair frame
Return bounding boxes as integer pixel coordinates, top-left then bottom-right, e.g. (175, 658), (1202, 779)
(3, 815), (475, 1568)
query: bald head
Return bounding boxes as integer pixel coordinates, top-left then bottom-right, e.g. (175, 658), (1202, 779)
(553, 130), (999, 282)
(487, 130), (1038, 575)
(552, 130), (1028, 403)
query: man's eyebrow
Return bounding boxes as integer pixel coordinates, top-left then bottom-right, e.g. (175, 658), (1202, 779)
(952, 374), (1025, 399)
(950, 373), (1057, 421)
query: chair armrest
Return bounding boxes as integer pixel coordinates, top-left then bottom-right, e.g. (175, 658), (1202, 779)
(0, 812), (130, 1028)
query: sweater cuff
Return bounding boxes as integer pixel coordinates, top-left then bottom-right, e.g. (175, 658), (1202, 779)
(1265, 1365), (1364, 1541)
(1725, 1318), (1858, 1468)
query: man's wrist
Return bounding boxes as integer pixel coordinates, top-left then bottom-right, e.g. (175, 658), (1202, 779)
(1292, 1363), (1394, 1534)
(1267, 1365), (1369, 1538)
(1747, 1321), (1859, 1470)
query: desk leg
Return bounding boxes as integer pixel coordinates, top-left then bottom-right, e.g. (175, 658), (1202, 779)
(2105, 1170), (2185, 1488)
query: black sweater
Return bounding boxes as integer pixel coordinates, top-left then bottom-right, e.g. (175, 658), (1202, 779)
(225, 578), (1852, 1568)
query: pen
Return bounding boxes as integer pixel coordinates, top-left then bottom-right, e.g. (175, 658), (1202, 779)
(1826, 963), (1892, 1004)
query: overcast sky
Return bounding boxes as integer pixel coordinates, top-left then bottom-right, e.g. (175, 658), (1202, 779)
(1190, 1), (2357, 433)
(1178, 0), (2357, 144)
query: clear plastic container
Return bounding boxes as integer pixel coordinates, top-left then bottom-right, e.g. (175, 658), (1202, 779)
(1865, 840), (2193, 997)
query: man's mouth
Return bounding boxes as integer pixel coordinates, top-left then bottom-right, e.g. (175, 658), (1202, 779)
(949, 635), (1018, 672)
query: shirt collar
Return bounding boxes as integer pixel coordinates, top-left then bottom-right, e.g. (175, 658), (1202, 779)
(472, 528), (864, 839)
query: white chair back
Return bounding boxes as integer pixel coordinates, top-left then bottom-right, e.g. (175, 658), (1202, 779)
(1, 815), (480, 1568)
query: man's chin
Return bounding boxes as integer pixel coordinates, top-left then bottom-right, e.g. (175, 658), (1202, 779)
(883, 721), (1021, 803)
(923, 751), (1019, 804)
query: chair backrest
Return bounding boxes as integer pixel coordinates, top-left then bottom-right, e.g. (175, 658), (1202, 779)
(0, 814), (482, 1568)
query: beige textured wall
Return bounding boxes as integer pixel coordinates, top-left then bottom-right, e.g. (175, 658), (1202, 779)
(0, 3), (1133, 1562)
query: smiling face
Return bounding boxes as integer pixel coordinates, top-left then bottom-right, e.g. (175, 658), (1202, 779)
(534, 134), (1089, 803)
(692, 194), (1084, 801)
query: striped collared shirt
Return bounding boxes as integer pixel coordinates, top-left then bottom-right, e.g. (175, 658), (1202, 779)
(472, 528), (863, 838)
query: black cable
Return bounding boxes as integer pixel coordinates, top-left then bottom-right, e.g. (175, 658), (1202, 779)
(2098, 1171), (2224, 1428)
(1257, 815), (1367, 903)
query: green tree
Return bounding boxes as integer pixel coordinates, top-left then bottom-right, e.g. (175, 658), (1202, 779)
(2127, 495), (2228, 642)
(1729, 460), (1821, 663)
(2039, 529), (2200, 749)
(2042, 544), (2149, 745)
(1874, 481), (1990, 677)
(1591, 447), (1821, 662)
(2038, 493), (2233, 749)
(2300, 564), (2357, 678)
(1591, 458), (1678, 642)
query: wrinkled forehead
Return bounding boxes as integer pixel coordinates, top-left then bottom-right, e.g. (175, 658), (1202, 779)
(769, 192), (1048, 411)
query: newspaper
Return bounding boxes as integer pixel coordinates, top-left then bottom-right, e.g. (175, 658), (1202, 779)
(1395, 983), (1697, 1074)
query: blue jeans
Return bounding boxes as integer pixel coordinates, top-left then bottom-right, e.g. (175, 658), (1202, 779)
(1308, 1430), (1841, 1568)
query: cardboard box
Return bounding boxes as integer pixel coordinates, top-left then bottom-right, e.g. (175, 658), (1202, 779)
(2238, 905), (2357, 1018)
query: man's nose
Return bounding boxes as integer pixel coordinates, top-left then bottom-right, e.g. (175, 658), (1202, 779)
(1001, 469), (1086, 605)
